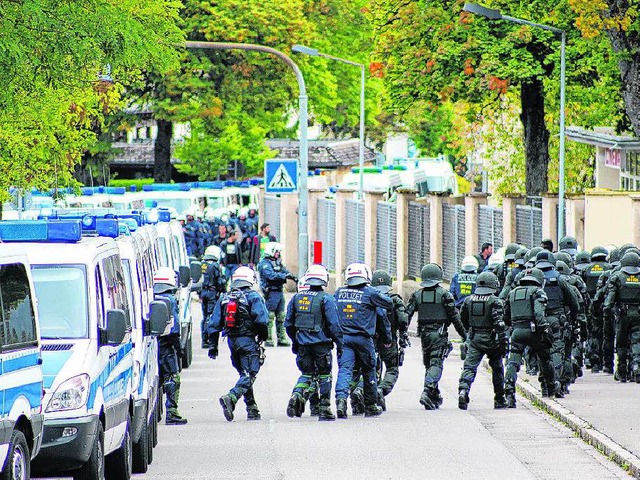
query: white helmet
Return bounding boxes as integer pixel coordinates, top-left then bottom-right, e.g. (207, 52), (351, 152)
(231, 266), (256, 289)
(488, 252), (504, 268)
(345, 263), (372, 287)
(264, 242), (283, 258)
(229, 204), (240, 215)
(204, 245), (222, 262)
(297, 275), (310, 292)
(305, 264), (329, 287)
(238, 207), (249, 218)
(153, 267), (177, 294)
(461, 255), (479, 273)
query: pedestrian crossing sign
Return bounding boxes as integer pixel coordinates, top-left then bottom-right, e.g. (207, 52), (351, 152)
(265, 159), (298, 194)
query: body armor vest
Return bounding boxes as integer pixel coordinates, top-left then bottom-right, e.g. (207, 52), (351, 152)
(457, 273), (478, 297)
(618, 273), (640, 305)
(294, 291), (326, 333)
(223, 290), (252, 337)
(543, 269), (564, 311)
(468, 295), (494, 329)
(417, 288), (447, 324)
(509, 286), (537, 322)
(583, 262), (609, 296)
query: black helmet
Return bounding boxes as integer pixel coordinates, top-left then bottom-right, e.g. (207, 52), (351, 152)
(620, 252), (640, 275)
(504, 243), (520, 262)
(559, 236), (579, 255)
(574, 251), (591, 271)
(475, 271), (499, 295)
(520, 268), (545, 287)
(541, 238), (554, 252)
(372, 270), (393, 294)
(556, 260), (572, 275)
(514, 247), (529, 266)
(555, 251), (573, 268)
(591, 246), (608, 262)
(420, 264), (443, 288)
(535, 250), (556, 269)
(609, 248), (621, 267)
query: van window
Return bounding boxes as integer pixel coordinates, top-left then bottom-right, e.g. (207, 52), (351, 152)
(158, 238), (169, 268)
(33, 265), (88, 339)
(0, 263), (38, 349)
(95, 265), (104, 327)
(121, 260), (139, 328)
(101, 255), (131, 330)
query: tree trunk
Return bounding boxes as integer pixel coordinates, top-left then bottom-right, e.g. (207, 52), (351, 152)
(154, 119), (173, 182)
(520, 78), (550, 195)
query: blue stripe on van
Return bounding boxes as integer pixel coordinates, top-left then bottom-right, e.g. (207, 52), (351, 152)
(87, 343), (133, 409)
(1, 381), (42, 415)
(1, 352), (41, 374)
(41, 351), (74, 389)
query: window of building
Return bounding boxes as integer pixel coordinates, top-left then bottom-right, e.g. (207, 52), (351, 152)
(621, 151), (640, 191)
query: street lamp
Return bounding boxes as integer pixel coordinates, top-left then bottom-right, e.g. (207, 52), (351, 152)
(462, 3), (567, 245)
(184, 41), (309, 277)
(292, 44), (367, 201)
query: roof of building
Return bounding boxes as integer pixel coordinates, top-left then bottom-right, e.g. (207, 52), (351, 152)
(266, 138), (377, 168)
(566, 126), (640, 150)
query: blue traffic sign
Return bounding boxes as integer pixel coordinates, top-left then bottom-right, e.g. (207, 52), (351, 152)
(265, 159), (298, 194)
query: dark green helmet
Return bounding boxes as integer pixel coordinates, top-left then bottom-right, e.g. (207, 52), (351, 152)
(556, 260), (572, 275)
(619, 243), (636, 257)
(555, 251), (573, 268)
(514, 247), (529, 266)
(591, 246), (608, 261)
(526, 247), (544, 267)
(520, 268), (545, 287)
(559, 236), (579, 255)
(621, 252), (640, 275)
(627, 247), (640, 257)
(420, 263), (443, 288)
(475, 271), (499, 295)
(574, 251), (591, 271)
(608, 248), (621, 266)
(372, 270), (393, 294)
(535, 250), (556, 269)
(504, 243), (520, 262)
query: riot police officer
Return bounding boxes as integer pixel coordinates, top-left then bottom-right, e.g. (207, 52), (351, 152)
(184, 213), (204, 258)
(334, 263), (392, 419)
(499, 246), (529, 300)
(407, 264), (467, 410)
(153, 268), (187, 425)
(258, 242), (296, 347)
(285, 264), (343, 421)
(504, 268), (558, 407)
(449, 256), (479, 307)
(559, 235), (579, 260)
(593, 248), (622, 373)
(220, 228), (242, 278)
(458, 271), (509, 410)
(208, 267), (269, 421)
(200, 245), (227, 350)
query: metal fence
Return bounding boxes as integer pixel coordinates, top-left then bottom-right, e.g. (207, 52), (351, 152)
(345, 199), (365, 266)
(408, 201), (430, 278)
(477, 204), (503, 250)
(316, 199), (336, 271)
(442, 203), (466, 280)
(515, 204), (543, 248)
(263, 196), (281, 240)
(376, 202), (397, 274)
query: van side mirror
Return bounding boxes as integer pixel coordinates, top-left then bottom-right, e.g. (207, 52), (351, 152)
(147, 301), (170, 336)
(190, 261), (202, 283)
(104, 309), (127, 345)
(179, 265), (191, 287)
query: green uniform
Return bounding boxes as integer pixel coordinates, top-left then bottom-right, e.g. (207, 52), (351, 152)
(563, 273), (589, 383)
(581, 261), (611, 370)
(377, 294), (409, 396)
(593, 268), (618, 372)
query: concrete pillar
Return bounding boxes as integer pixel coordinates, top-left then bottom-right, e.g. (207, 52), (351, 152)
(279, 194), (299, 276)
(464, 193), (488, 256)
(541, 194), (559, 245)
(502, 195), (525, 245)
(306, 188), (325, 244)
(335, 188), (356, 283)
(429, 194), (446, 266)
(364, 190), (386, 268)
(257, 186), (265, 225)
(565, 195), (585, 248)
(631, 195), (640, 247)
(395, 188), (416, 294)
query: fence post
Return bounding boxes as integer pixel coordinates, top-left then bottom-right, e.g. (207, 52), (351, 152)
(541, 193), (559, 245)
(364, 190), (385, 269)
(429, 194), (446, 267)
(395, 188), (415, 294)
(502, 195), (524, 245)
(279, 194), (299, 277)
(465, 193), (488, 256)
(335, 188), (356, 282)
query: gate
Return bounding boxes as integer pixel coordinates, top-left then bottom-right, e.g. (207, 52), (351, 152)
(263, 196), (281, 240)
(477, 205), (503, 251)
(316, 199), (336, 271)
(442, 204), (466, 280)
(515, 204), (543, 248)
(408, 202), (430, 279)
(376, 202), (397, 274)
(345, 199), (365, 266)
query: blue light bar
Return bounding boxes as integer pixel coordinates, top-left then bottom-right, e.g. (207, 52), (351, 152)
(142, 183), (191, 192)
(116, 213), (143, 227)
(47, 220), (83, 242)
(0, 220), (82, 243)
(119, 218), (138, 232)
(158, 210), (171, 222)
(118, 222), (131, 236)
(95, 219), (119, 238)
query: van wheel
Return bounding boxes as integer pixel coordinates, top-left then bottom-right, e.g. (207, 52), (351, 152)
(181, 335), (193, 368)
(105, 413), (132, 480)
(132, 407), (149, 473)
(152, 397), (159, 447)
(147, 413), (154, 465)
(73, 422), (104, 480)
(1, 429), (30, 480)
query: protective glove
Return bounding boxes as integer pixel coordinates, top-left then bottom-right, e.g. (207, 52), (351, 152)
(208, 347), (218, 359)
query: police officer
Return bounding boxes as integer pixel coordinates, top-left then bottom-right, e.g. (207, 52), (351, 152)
(593, 248), (621, 373)
(153, 268), (187, 425)
(208, 267), (269, 421)
(499, 242), (522, 286)
(559, 235), (579, 260)
(604, 252), (640, 383)
(334, 263), (392, 418)
(499, 246), (529, 300)
(504, 268), (558, 407)
(407, 264), (467, 410)
(458, 271), (509, 410)
(200, 245), (227, 351)
(371, 270), (409, 409)
(220, 228), (242, 277)
(258, 242), (296, 347)
(449, 256), (479, 307)
(285, 264), (343, 421)
(184, 213), (204, 258)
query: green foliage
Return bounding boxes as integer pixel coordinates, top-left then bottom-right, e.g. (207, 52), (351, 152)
(109, 178), (155, 191)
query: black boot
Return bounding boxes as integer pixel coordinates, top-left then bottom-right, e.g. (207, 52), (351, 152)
(318, 398), (335, 421)
(364, 404), (382, 417)
(219, 394), (236, 422)
(419, 387), (438, 410)
(287, 393), (304, 418)
(494, 393), (508, 409)
(336, 398), (348, 419)
(309, 393), (320, 417)
(591, 362), (601, 374)
(166, 412), (187, 425)
(505, 390), (516, 409)
(377, 388), (386, 412)
(615, 367), (628, 383)
(350, 388), (365, 416)
(247, 405), (261, 421)
(458, 389), (469, 410)
(553, 381), (565, 398)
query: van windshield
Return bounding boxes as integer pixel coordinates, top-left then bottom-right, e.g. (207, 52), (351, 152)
(32, 265), (88, 339)
(145, 198), (191, 215)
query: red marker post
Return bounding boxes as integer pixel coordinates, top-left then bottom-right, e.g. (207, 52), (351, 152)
(313, 241), (323, 265)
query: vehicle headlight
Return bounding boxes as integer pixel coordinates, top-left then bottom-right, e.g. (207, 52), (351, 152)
(46, 374), (90, 413)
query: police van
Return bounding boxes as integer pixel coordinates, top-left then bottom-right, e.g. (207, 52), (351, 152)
(0, 219), (138, 480)
(0, 246), (44, 480)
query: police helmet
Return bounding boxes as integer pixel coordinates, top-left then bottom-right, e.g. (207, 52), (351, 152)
(620, 252), (640, 275)
(297, 275), (310, 292)
(204, 245), (223, 262)
(591, 246), (608, 262)
(305, 264), (329, 287)
(535, 250), (556, 270)
(526, 247), (543, 267)
(420, 264), (443, 288)
(488, 252), (504, 269)
(574, 251), (591, 271)
(555, 251), (573, 268)
(626, 247), (640, 257)
(556, 260), (572, 275)
(153, 267), (178, 294)
(520, 268), (545, 287)
(231, 266), (257, 289)
(264, 242), (283, 259)
(345, 263), (372, 287)
(504, 243), (521, 262)
(371, 270), (393, 294)
(619, 243), (636, 257)
(559, 236), (579, 256)
(475, 271), (499, 295)
(608, 248), (622, 267)
(514, 247), (530, 266)
(460, 255), (479, 273)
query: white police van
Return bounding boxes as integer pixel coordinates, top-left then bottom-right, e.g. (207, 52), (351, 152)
(0, 246), (44, 480)
(0, 219), (137, 480)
